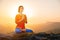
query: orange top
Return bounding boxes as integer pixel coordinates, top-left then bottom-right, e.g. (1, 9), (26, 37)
(15, 14), (27, 29)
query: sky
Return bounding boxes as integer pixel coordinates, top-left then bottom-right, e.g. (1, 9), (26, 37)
(0, 0), (60, 33)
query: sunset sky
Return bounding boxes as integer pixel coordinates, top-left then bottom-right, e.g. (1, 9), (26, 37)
(0, 0), (60, 33)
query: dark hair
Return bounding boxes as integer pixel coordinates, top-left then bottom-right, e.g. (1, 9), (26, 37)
(18, 6), (24, 12)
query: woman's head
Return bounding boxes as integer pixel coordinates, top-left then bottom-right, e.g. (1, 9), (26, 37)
(18, 6), (24, 13)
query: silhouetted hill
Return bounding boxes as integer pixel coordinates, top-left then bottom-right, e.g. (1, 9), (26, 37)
(47, 28), (60, 33)
(32, 22), (60, 33)
(45, 22), (60, 33)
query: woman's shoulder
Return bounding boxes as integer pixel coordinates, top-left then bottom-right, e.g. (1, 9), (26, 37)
(15, 14), (20, 17)
(22, 14), (26, 16)
(16, 13), (26, 16)
(16, 13), (20, 16)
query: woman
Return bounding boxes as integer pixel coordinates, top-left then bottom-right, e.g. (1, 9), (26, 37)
(15, 6), (27, 32)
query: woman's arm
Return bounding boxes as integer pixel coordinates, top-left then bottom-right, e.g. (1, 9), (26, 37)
(18, 15), (24, 22)
(25, 15), (27, 23)
(15, 14), (24, 24)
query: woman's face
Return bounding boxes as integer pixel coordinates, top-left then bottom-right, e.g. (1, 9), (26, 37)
(19, 7), (24, 13)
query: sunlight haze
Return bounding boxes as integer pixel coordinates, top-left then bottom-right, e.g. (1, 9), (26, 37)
(0, 0), (60, 33)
